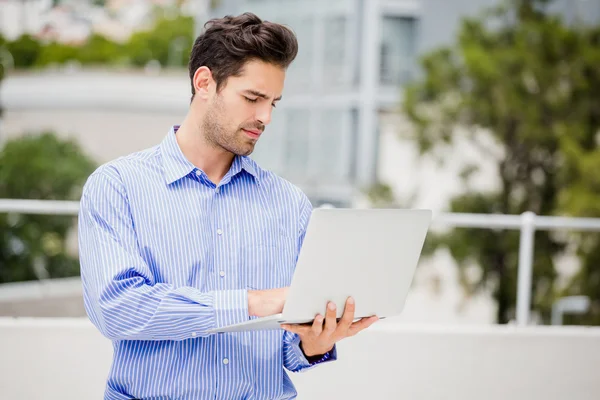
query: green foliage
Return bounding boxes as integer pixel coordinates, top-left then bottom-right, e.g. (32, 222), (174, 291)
(0, 33), (5, 105)
(403, 0), (600, 324)
(6, 34), (42, 68)
(5, 8), (194, 69)
(35, 42), (80, 66)
(366, 182), (398, 208)
(125, 10), (194, 67)
(556, 108), (600, 325)
(0, 133), (97, 283)
(76, 34), (125, 66)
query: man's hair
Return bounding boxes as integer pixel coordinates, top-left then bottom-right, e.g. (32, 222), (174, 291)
(188, 12), (298, 99)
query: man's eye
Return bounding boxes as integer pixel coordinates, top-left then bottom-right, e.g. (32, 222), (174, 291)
(244, 97), (258, 103)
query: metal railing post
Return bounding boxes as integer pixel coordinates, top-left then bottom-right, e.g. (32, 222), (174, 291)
(516, 211), (536, 326)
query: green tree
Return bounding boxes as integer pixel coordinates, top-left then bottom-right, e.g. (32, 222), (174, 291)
(5, 7), (199, 70)
(125, 11), (194, 67)
(6, 34), (42, 68)
(0, 33), (6, 114)
(35, 42), (79, 67)
(556, 110), (600, 324)
(402, 0), (600, 323)
(77, 34), (124, 66)
(0, 133), (96, 283)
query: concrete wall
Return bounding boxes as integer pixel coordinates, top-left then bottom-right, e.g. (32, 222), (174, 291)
(1, 318), (598, 400)
(0, 277), (86, 317)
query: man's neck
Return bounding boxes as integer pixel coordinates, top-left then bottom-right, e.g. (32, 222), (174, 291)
(175, 118), (235, 185)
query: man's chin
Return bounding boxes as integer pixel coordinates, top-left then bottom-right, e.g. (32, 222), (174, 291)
(230, 144), (255, 157)
(222, 137), (257, 157)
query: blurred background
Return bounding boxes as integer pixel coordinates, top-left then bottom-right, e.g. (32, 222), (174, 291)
(2, 0), (600, 327)
(1, 1), (600, 398)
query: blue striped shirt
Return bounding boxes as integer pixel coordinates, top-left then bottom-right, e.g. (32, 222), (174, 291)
(78, 125), (336, 400)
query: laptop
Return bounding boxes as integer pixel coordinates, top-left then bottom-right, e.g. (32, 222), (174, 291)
(207, 208), (432, 333)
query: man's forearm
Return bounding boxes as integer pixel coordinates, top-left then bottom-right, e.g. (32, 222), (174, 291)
(83, 276), (248, 341)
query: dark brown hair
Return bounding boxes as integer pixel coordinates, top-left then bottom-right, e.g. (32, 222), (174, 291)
(188, 12), (298, 99)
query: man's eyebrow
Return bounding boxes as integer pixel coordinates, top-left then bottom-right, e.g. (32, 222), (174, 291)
(244, 90), (282, 101)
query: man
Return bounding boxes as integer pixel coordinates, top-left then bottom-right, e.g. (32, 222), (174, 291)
(78, 12), (378, 400)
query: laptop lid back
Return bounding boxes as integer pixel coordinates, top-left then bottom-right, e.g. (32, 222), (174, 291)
(281, 208), (432, 323)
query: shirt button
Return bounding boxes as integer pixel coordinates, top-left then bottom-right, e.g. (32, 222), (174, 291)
(191, 332), (197, 337)
(195, 170), (201, 176)
(222, 358), (229, 365)
(215, 187), (220, 193)
(219, 271), (225, 277)
(216, 229), (223, 235)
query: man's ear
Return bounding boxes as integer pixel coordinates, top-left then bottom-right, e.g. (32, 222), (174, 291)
(192, 66), (214, 99)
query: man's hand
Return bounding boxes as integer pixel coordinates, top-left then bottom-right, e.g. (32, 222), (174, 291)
(248, 287), (289, 317)
(280, 297), (379, 357)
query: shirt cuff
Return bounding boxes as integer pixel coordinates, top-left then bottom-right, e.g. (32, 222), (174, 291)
(291, 334), (337, 369)
(214, 289), (249, 328)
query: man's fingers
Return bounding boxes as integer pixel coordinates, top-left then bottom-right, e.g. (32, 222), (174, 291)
(324, 302), (337, 335)
(338, 297), (355, 331)
(281, 324), (311, 336)
(311, 314), (324, 336)
(348, 316), (379, 336)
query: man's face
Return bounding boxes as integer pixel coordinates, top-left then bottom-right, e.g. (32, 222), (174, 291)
(202, 60), (285, 156)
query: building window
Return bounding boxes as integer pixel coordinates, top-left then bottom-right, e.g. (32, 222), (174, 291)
(312, 109), (351, 182)
(380, 16), (417, 86)
(250, 108), (286, 173)
(283, 109), (311, 179)
(282, 16), (314, 91)
(323, 15), (350, 88)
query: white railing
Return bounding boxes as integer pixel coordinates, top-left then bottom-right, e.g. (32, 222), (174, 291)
(0, 199), (80, 215)
(2, 198), (600, 326)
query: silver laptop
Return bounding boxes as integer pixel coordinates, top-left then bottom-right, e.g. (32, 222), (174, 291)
(207, 208), (432, 333)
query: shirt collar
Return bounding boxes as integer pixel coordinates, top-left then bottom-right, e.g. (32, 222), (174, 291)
(239, 155), (260, 183)
(161, 125), (260, 185)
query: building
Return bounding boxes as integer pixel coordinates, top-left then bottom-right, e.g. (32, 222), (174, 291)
(210, 0), (438, 207)
(3, 0), (599, 206)
(202, 0), (600, 207)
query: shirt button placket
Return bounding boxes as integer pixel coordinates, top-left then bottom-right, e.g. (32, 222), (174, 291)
(216, 227), (225, 284)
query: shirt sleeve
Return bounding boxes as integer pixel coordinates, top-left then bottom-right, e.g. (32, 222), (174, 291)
(282, 193), (338, 372)
(283, 331), (338, 372)
(78, 168), (248, 341)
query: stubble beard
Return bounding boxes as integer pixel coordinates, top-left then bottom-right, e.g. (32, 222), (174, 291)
(202, 97), (257, 157)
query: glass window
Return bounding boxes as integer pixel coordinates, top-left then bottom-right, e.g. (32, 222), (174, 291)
(281, 16), (314, 91)
(380, 16), (417, 86)
(312, 109), (351, 182)
(283, 109), (311, 179)
(250, 108), (286, 173)
(323, 16), (349, 88)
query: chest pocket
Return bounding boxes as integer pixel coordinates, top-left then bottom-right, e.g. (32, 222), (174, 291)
(243, 227), (296, 291)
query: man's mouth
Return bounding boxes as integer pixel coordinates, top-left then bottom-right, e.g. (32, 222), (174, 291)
(242, 128), (262, 139)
